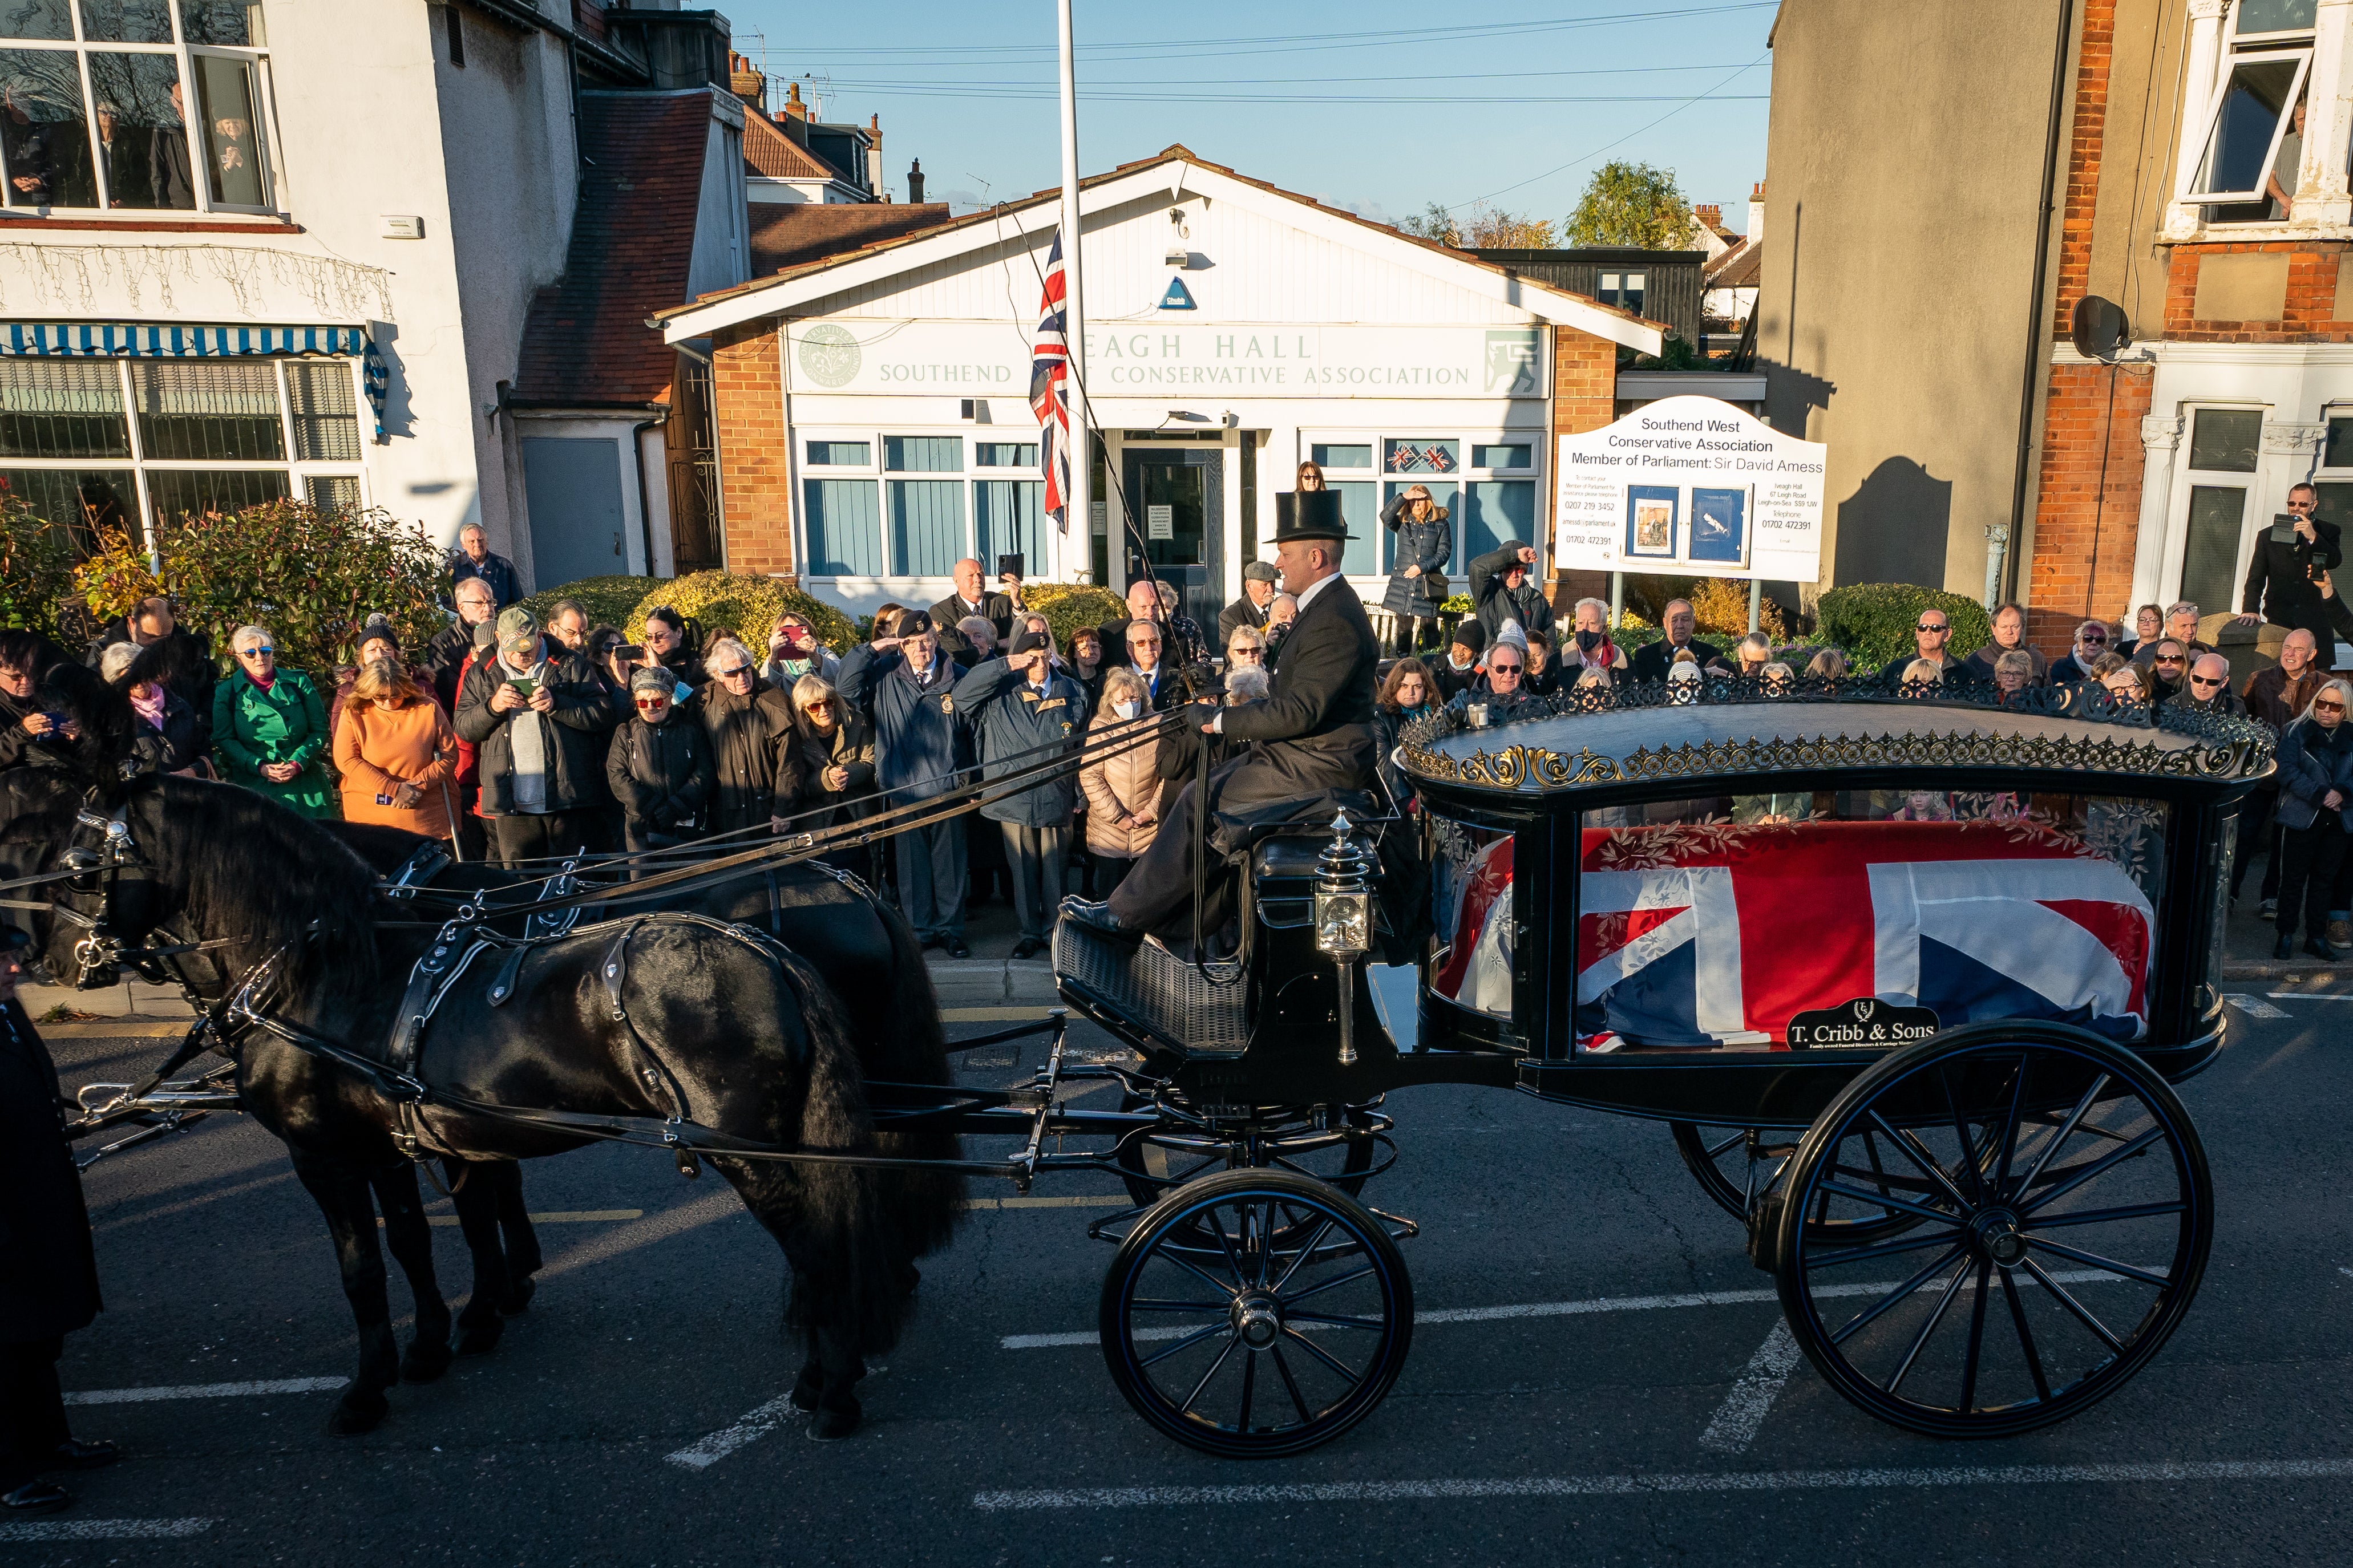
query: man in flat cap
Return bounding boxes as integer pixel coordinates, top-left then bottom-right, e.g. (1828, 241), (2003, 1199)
(1064, 489), (1379, 947)
(954, 625), (1089, 959)
(1219, 560), (1280, 649)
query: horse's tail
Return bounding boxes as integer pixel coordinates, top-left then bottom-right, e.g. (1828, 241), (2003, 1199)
(866, 890), (967, 1258)
(777, 951), (918, 1357)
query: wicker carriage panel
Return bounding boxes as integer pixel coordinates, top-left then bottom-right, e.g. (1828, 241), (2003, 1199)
(1053, 921), (1249, 1051)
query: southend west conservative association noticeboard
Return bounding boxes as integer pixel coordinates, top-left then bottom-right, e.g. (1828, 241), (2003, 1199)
(1554, 395), (1826, 583)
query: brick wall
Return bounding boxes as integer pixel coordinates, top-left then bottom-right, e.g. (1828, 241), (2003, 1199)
(2162, 242), (2353, 341)
(711, 318), (794, 582)
(2024, 360), (2154, 651)
(1549, 323), (1621, 609)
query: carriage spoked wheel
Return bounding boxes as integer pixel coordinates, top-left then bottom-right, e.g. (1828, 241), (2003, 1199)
(1099, 1169), (1413, 1458)
(1672, 1121), (1940, 1246)
(1775, 1022), (2213, 1439)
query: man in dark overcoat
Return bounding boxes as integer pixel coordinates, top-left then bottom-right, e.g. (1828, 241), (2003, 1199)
(0, 926), (116, 1514)
(2235, 482), (2344, 651)
(1065, 491), (1378, 945)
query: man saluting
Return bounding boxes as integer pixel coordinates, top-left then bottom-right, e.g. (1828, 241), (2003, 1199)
(1063, 489), (1378, 946)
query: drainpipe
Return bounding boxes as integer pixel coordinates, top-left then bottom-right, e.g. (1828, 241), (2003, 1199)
(2006, 0), (2078, 607)
(632, 412), (664, 577)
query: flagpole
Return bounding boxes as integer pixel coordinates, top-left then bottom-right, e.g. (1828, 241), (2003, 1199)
(1056, 0), (1090, 584)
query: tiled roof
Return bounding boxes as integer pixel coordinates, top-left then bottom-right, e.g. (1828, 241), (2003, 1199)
(750, 202), (955, 275)
(668, 144), (1672, 336)
(743, 111), (836, 183)
(514, 91), (714, 407)
(1706, 238), (1762, 290)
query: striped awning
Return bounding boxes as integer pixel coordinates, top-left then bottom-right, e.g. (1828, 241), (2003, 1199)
(0, 323), (367, 358)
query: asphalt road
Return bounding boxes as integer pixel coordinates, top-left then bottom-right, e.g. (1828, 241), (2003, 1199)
(9, 990), (2353, 1567)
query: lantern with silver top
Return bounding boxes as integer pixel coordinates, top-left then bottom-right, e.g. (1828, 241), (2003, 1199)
(1312, 809), (1377, 1065)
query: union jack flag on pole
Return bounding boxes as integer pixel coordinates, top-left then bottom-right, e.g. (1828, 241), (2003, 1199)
(1029, 230), (1072, 533)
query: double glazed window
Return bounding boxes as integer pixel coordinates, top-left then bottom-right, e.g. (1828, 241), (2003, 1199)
(2184, 0), (2319, 219)
(1308, 435), (1539, 578)
(801, 433), (1046, 577)
(0, 0), (272, 214)
(0, 355), (364, 548)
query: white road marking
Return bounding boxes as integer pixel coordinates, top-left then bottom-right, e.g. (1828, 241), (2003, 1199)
(665, 1394), (798, 1470)
(2268, 991), (2353, 1001)
(0, 1518), (219, 1540)
(1696, 1320), (1801, 1454)
(961, 1194), (1129, 1212)
(1001, 1271), (2133, 1351)
(2225, 994), (2291, 1018)
(63, 1376), (345, 1406)
(386, 1209), (644, 1230)
(972, 1457), (2353, 1511)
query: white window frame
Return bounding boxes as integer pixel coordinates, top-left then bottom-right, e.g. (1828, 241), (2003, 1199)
(0, 355), (367, 549)
(0, 0), (281, 218)
(2164, 402), (2269, 607)
(1297, 429), (1548, 581)
(2180, 45), (2313, 205)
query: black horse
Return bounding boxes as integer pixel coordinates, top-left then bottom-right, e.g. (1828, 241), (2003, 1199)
(13, 696), (961, 1440)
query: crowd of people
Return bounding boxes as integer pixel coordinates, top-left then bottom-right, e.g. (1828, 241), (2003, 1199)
(9, 524), (2351, 970)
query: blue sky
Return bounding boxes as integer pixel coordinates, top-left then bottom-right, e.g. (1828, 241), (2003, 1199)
(721, 0), (1776, 232)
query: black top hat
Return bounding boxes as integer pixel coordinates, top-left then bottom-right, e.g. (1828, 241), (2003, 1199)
(1273, 489), (1353, 543)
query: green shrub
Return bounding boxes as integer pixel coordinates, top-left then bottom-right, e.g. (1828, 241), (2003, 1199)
(1817, 583), (1990, 671)
(626, 570), (857, 654)
(1021, 581), (1125, 650)
(519, 574), (657, 634)
(71, 502), (444, 679)
(0, 488), (86, 641)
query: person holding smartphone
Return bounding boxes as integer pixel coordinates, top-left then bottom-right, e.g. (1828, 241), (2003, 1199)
(2237, 481), (2343, 650)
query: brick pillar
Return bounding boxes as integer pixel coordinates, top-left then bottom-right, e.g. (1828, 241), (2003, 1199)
(712, 318), (794, 582)
(1549, 324), (1620, 610)
(2025, 359), (2154, 651)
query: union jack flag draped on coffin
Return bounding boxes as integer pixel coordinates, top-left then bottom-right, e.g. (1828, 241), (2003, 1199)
(1029, 230), (1072, 532)
(1433, 817), (2159, 1048)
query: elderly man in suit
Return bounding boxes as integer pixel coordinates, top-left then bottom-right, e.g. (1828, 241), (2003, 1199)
(929, 558), (1016, 664)
(1064, 490), (1378, 947)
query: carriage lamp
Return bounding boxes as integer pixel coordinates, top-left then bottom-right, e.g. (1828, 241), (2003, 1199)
(1315, 811), (1378, 1067)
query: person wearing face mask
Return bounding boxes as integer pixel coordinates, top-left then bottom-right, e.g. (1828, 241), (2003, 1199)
(1080, 667), (1161, 897)
(953, 627), (1088, 960)
(836, 610), (972, 958)
(1559, 598), (1627, 680)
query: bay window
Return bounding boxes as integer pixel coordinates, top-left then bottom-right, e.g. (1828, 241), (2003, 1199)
(0, 0), (273, 215)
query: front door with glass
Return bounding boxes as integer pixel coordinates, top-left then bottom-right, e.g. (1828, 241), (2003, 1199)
(1123, 445), (1224, 635)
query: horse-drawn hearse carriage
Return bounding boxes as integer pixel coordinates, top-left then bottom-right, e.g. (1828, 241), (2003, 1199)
(33, 663), (2267, 1458)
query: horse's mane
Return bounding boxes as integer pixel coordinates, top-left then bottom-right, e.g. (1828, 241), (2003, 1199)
(140, 775), (384, 999)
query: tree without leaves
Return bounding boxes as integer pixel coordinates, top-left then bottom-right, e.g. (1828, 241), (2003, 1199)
(1564, 160), (1693, 250)
(1397, 202), (1555, 249)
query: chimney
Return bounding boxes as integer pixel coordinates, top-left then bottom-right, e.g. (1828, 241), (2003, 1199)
(865, 112), (884, 199)
(727, 50), (765, 110)
(776, 81), (808, 145)
(1695, 202), (1721, 233)
(1748, 181), (1765, 248)
(907, 157), (925, 205)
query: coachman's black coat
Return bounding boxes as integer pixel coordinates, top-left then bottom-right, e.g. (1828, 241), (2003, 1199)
(0, 998), (101, 1345)
(1107, 578), (1381, 937)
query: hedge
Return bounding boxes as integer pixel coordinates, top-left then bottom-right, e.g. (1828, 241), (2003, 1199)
(517, 574), (659, 635)
(624, 571), (859, 654)
(1021, 581), (1126, 650)
(1817, 583), (1990, 672)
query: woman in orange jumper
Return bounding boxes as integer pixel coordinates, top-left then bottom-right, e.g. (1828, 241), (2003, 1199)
(333, 658), (459, 842)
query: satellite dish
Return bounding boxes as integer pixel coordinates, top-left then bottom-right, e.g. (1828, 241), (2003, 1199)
(2071, 295), (2131, 361)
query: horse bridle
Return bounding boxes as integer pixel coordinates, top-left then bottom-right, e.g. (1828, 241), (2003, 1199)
(51, 788), (240, 994)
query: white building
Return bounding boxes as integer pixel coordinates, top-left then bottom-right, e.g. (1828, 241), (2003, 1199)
(0, 0), (749, 589)
(657, 146), (1661, 634)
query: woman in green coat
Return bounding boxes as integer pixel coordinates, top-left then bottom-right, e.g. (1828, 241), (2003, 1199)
(211, 623), (336, 818)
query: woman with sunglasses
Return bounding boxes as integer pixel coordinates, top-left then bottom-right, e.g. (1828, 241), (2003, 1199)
(2142, 639), (2190, 704)
(211, 624), (334, 818)
(2273, 677), (2353, 961)
(606, 668), (714, 855)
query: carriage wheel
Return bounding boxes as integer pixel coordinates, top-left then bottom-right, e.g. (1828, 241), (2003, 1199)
(1776, 1023), (2212, 1439)
(1671, 1121), (1931, 1246)
(1099, 1169), (1412, 1458)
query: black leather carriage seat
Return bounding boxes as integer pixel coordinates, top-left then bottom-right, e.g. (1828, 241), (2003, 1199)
(1051, 918), (1249, 1054)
